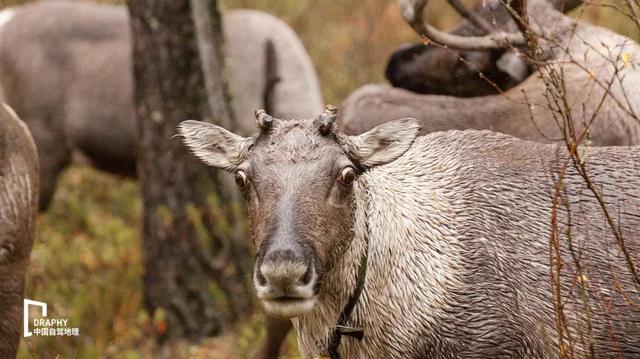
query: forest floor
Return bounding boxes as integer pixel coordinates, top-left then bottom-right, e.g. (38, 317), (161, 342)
(18, 165), (300, 359)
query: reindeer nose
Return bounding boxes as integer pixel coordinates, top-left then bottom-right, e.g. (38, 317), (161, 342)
(259, 257), (312, 290)
(258, 248), (315, 289)
(254, 247), (320, 318)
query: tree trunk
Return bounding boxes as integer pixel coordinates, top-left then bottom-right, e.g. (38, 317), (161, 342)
(128, 0), (249, 343)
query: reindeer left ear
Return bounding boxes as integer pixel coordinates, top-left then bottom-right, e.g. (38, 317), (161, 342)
(178, 120), (254, 171)
(342, 118), (420, 168)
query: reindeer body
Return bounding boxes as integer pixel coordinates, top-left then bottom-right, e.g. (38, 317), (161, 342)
(0, 104), (38, 359)
(295, 130), (640, 358)
(180, 108), (640, 358)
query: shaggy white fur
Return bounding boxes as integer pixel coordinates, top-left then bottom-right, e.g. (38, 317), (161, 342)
(293, 130), (640, 358)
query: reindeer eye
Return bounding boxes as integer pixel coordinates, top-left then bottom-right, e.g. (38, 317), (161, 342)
(340, 166), (356, 186)
(235, 170), (248, 187)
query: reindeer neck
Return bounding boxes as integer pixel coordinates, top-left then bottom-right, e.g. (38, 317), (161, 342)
(293, 161), (462, 357)
(292, 180), (371, 357)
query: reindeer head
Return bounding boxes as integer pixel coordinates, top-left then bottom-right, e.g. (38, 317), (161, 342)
(179, 108), (420, 318)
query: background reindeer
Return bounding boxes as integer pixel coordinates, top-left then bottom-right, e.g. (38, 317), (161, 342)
(385, 0), (582, 96)
(0, 1), (323, 210)
(342, 0), (640, 149)
(0, 104), (38, 359)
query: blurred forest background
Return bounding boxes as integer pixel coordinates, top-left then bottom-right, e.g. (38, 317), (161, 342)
(0, 0), (638, 358)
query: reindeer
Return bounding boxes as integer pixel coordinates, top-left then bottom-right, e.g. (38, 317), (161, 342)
(180, 108), (640, 358)
(385, 0), (581, 96)
(0, 104), (38, 359)
(0, 1), (323, 210)
(342, 0), (640, 147)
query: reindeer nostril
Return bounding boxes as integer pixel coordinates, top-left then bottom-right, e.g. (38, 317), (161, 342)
(298, 265), (313, 286)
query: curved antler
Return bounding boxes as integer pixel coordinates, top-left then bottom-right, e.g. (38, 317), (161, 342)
(399, 0), (527, 50)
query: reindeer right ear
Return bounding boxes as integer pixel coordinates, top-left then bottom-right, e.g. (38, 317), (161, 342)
(178, 120), (254, 171)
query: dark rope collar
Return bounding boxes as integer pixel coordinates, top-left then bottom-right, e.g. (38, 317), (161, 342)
(325, 229), (370, 359)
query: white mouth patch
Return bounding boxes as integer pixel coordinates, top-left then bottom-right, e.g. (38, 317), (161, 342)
(262, 297), (316, 318)
(254, 259), (319, 318)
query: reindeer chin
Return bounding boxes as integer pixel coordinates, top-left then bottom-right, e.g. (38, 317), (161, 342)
(262, 297), (316, 318)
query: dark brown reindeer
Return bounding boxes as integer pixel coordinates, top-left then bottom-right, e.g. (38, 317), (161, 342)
(385, 0), (582, 96)
(0, 104), (38, 359)
(180, 108), (640, 358)
(343, 0), (640, 145)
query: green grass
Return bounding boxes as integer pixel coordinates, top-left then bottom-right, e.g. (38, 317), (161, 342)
(19, 166), (144, 358)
